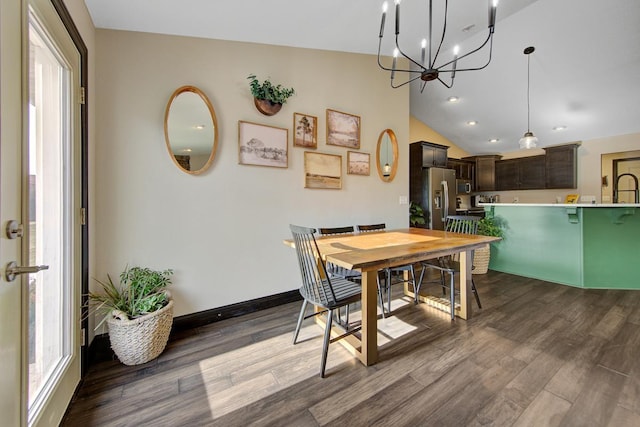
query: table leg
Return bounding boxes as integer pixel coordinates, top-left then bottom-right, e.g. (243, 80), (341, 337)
(360, 270), (378, 365)
(458, 249), (473, 319)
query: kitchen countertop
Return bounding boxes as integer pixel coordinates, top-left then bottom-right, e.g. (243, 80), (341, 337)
(480, 203), (640, 207)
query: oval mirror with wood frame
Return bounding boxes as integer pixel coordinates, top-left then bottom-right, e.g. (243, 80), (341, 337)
(376, 128), (398, 182)
(164, 85), (218, 175)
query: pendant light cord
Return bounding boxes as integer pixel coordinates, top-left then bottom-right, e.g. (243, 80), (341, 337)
(526, 53), (531, 133)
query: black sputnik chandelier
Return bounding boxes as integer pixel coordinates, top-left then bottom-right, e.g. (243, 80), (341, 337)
(377, 0), (499, 91)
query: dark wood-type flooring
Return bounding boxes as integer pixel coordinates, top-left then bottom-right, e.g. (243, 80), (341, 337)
(63, 271), (640, 426)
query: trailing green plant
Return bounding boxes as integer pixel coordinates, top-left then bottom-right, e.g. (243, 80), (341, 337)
(247, 74), (295, 104)
(478, 215), (505, 238)
(409, 201), (426, 226)
(88, 266), (173, 328)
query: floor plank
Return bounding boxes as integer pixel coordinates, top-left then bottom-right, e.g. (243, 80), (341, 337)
(62, 272), (640, 426)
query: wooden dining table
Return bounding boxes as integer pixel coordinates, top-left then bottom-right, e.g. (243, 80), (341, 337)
(284, 227), (500, 366)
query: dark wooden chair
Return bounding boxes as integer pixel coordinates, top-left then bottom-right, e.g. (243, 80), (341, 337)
(317, 226), (361, 283)
(417, 215), (482, 320)
(290, 224), (362, 378)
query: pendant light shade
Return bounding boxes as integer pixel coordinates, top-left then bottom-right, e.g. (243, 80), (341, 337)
(519, 46), (537, 149)
(519, 132), (538, 149)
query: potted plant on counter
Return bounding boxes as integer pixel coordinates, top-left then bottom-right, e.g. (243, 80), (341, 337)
(410, 201), (426, 227)
(88, 266), (174, 365)
(247, 74), (295, 116)
(474, 215), (505, 274)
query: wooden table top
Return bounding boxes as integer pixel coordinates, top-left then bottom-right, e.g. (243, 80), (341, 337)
(284, 228), (500, 272)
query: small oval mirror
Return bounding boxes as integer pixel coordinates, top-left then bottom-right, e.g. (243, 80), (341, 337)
(164, 86), (218, 175)
(376, 129), (398, 182)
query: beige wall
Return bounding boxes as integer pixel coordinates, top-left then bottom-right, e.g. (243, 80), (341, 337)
(409, 115), (470, 159)
(93, 30), (410, 319)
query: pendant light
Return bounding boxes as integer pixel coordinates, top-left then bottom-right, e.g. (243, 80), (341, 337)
(519, 46), (538, 149)
(383, 140), (391, 176)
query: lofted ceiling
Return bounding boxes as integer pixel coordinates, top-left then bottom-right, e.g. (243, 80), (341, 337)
(85, 0), (640, 155)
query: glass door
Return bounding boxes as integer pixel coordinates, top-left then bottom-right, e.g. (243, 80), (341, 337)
(27, 2), (81, 425)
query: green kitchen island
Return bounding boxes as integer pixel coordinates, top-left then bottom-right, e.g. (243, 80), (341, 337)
(483, 203), (640, 289)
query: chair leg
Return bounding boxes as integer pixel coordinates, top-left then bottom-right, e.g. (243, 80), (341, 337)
(472, 279), (482, 309)
(320, 308), (333, 378)
(449, 273), (455, 320)
(292, 299), (308, 345)
(386, 268), (392, 315)
(415, 265), (426, 304)
(377, 273), (386, 318)
(345, 304), (350, 326)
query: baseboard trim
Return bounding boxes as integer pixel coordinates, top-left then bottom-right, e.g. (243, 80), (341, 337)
(87, 289), (301, 365)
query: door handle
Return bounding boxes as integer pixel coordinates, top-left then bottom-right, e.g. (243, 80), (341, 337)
(4, 261), (49, 282)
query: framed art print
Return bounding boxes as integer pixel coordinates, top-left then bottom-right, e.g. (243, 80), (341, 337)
(304, 151), (342, 189)
(347, 151), (370, 175)
(326, 109), (360, 149)
(293, 112), (317, 149)
(238, 121), (288, 168)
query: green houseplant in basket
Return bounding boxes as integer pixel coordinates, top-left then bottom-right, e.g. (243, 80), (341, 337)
(88, 266), (174, 365)
(474, 215), (505, 274)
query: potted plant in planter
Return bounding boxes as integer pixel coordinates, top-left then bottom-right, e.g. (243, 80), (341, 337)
(247, 74), (295, 116)
(89, 266), (174, 365)
(474, 215), (505, 274)
(409, 201), (426, 227)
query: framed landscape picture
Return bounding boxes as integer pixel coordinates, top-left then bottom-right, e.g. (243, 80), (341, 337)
(304, 151), (342, 189)
(238, 121), (288, 168)
(347, 151), (370, 175)
(293, 112), (317, 149)
(326, 109), (360, 149)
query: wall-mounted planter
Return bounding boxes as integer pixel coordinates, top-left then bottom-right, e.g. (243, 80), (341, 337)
(254, 98), (282, 116)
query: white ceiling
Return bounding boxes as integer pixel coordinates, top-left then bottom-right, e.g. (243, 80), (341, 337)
(85, 0), (640, 155)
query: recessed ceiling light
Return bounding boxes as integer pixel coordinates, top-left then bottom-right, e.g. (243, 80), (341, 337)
(489, 138), (499, 143)
(194, 124), (205, 130)
(467, 120), (478, 126)
(182, 148), (192, 153)
(447, 96), (459, 103)
(552, 125), (567, 131)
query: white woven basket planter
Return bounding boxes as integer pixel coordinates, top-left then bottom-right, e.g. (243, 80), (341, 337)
(473, 244), (491, 275)
(107, 299), (174, 365)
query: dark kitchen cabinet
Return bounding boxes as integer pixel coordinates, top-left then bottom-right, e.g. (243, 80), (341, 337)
(495, 159), (519, 191)
(415, 141), (449, 168)
(447, 158), (475, 180)
(544, 143), (579, 189)
(466, 155), (501, 192)
(495, 155), (546, 190)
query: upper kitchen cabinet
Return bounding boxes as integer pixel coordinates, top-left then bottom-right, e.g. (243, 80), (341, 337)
(447, 158), (475, 180)
(544, 143), (580, 189)
(495, 155), (546, 190)
(414, 141), (449, 168)
(466, 155), (502, 192)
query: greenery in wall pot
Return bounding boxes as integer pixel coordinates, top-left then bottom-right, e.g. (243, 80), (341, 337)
(474, 215), (505, 275)
(88, 266), (174, 365)
(409, 201), (426, 227)
(247, 74), (295, 116)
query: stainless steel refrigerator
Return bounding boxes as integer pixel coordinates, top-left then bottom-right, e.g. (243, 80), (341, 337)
(423, 167), (456, 230)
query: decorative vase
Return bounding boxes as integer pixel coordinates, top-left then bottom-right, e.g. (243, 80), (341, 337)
(106, 299), (174, 365)
(254, 98), (282, 116)
(473, 244), (491, 274)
